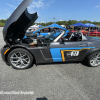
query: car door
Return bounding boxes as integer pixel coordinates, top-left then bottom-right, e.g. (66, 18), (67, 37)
(50, 41), (90, 62)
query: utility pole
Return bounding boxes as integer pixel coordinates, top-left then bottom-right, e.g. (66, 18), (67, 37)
(53, 17), (55, 23)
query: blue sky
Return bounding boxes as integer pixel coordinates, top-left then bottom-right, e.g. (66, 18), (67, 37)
(0, 0), (100, 23)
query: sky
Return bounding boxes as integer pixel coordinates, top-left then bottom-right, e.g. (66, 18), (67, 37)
(0, 0), (100, 23)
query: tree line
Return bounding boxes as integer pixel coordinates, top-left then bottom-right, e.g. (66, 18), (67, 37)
(35, 20), (100, 27)
(0, 19), (100, 27)
(0, 19), (7, 26)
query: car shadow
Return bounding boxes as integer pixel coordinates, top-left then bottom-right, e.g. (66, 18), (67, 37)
(6, 61), (93, 70)
(36, 61), (89, 67)
(36, 97), (48, 100)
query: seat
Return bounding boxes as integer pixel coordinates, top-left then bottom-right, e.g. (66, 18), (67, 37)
(64, 32), (71, 40)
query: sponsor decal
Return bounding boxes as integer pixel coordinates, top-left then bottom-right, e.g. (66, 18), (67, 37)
(67, 52), (71, 56)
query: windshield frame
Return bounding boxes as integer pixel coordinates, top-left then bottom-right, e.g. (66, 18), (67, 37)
(44, 30), (64, 41)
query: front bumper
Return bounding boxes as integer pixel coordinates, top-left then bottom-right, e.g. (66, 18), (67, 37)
(1, 47), (10, 62)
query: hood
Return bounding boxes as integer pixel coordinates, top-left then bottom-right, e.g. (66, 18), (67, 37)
(3, 0), (38, 44)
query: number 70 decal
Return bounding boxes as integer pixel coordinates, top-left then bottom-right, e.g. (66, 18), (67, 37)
(61, 48), (90, 62)
(71, 51), (79, 56)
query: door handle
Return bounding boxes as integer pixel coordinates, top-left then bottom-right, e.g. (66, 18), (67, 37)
(79, 44), (86, 47)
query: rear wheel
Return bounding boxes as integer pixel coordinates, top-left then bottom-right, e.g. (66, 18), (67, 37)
(85, 51), (100, 67)
(8, 48), (33, 69)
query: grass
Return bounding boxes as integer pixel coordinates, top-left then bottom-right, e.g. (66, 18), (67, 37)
(0, 22), (5, 26)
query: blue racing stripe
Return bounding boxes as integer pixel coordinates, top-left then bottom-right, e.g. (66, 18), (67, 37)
(50, 47), (95, 62)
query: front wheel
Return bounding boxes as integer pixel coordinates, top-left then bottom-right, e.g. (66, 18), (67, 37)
(8, 48), (33, 69)
(85, 51), (100, 67)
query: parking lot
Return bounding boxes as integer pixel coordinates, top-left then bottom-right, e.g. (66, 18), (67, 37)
(0, 27), (100, 100)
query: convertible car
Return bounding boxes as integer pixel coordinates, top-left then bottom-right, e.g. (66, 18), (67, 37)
(25, 24), (68, 38)
(1, 0), (100, 69)
(25, 29), (68, 41)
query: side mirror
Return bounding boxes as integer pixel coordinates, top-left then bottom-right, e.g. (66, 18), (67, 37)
(59, 39), (64, 44)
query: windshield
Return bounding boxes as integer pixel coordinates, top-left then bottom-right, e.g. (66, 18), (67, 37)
(45, 31), (61, 41)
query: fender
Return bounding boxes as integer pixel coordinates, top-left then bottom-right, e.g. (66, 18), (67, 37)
(3, 44), (37, 64)
(86, 48), (100, 57)
(4, 44), (52, 64)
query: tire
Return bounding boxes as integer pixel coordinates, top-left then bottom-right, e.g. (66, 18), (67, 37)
(8, 48), (33, 69)
(85, 51), (100, 67)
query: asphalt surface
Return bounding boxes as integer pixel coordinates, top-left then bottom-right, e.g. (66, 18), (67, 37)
(0, 27), (100, 100)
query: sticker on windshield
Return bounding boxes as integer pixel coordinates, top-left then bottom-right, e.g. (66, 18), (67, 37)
(71, 51), (79, 56)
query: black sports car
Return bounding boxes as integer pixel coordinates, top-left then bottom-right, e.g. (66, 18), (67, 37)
(1, 0), (100, 69)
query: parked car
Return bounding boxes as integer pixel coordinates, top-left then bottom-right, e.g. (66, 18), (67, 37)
(89, 30), (100, 37)
(1, 0), (100, 70)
